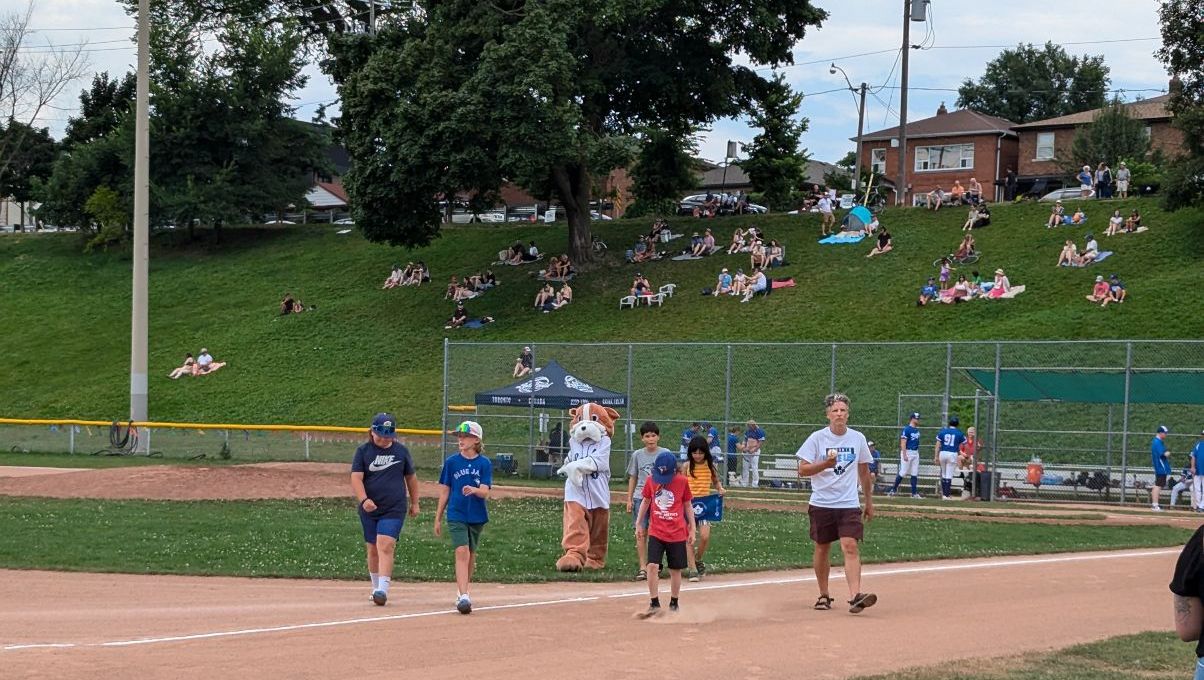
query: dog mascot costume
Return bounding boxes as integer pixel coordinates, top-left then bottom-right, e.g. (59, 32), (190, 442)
(554, 402), (620, 571)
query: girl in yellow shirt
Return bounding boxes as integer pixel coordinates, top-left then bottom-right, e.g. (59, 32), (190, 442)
(683, 435), (725, 582)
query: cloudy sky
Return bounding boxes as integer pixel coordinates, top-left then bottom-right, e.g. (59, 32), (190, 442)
(23, 0), (1170, 164)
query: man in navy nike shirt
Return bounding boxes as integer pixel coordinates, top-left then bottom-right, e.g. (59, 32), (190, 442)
(352, 413), (420, 606)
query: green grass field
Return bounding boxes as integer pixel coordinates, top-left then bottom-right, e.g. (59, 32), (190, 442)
(852, 631), (1194, 680)
(0, 495), (1188, 581)
(1, 199), (1200, 432)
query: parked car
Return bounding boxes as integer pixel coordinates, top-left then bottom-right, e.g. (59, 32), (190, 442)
(1040, 188), (1095, 202)
(264, 219), (295, 224)
(677, 194), (768, 216)
(450, 208), (506, 224)
(333, 217), (355, 225)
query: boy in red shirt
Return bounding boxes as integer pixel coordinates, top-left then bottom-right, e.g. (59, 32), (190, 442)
(635, 452), (697, 618)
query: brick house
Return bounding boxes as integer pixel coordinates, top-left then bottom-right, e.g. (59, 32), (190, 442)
(1012, 94), (1182, 190)
(856, 104), (1019, 205)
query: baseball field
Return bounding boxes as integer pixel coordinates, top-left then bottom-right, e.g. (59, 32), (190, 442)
(1, 461), (1196, 679)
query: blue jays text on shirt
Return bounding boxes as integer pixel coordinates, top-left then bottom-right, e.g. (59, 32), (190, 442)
(902, 425), (921, 451)
(452, 467), (481, 482)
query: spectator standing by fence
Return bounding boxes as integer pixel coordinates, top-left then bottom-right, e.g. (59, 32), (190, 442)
(934, 416), (967, 500)
(726, 426), (742, 482)
(1153, 425), (1173, 511)
(741, 420), (766, 488)
(796, 392), (876, 614)
(1115, 162), (1131, 198)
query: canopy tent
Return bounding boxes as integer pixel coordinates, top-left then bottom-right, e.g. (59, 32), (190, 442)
(474, 360), (627, 409)
(963, 369), (1204, 405)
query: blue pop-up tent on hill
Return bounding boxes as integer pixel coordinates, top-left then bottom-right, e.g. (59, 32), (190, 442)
(474, 360), (627, 409)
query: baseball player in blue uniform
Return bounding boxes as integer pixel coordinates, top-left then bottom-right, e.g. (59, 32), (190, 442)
(888, 412), (923, 498)
(351, 413), (420, 605)
(1151, 425), (1172, 511)
(1192, 430), (1204, 513)
(934, 416), (967, 500)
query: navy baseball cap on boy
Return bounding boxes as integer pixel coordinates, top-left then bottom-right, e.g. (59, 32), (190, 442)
(910, 412), (921, 420)
(1157, 425), (1170, 434)
(949, 416), (960, 426)
(650, 452), (678, 485)
(371, 413), (397, 437)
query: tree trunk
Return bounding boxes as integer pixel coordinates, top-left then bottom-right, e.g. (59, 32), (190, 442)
(553, 162), (594, 263)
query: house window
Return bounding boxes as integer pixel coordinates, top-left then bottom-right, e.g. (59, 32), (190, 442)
(1035, 132), (1055, 160)
(1143, 126), (1152, 139)
(914, 143), (974, 172)
(870, 148), (886, 174)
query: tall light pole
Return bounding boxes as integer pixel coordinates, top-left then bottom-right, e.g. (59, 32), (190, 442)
(831, 63), (867, 193)
(130, 0), (149, 422)
(896, 0), (928, 205)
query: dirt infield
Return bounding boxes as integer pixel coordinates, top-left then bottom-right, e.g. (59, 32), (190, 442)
(0, 463), (1195, 528)
(0, 548), (1179, 680)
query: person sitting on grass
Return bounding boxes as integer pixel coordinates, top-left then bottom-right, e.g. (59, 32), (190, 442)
(533, 283), (555, 309)
(524, 241), (541, 262)
(917, 277), (938, 306)
(1077, 234), (1099, 266)
(701, 228), (717, 254)
(714, 268), (733, 296)
(1046, 201), (1065, 228)
(1125, 209), (1142, 233)
(1071, 208), (1086, 225)
(925, 187), (944, 211)
(280, 292), (305, 315)
(195, 348), (226, 375)
(955, 233), (976, 261)
(558, 254), (574, 278)
(1106, 209), (1124, 236)
(727, 228), (746, 255)
(949, 180), (965, 206)
(452, 278), (478, 302)
(749, 238), (768, 269)
(445, 276), (461, 300)
(1087, 275), (1112, 306)
(946, 274), (973, 303)
(504, 242), (525, 265)
(481, 270), (497, 289)
(962, 205), (979, 232)
(986, 268), (1011, 299)
(649, 219), (671, 242)
(766, 240), (784, 268)
(514, 346), (533, 377)
(548, 282), (573, 311)
(446, 303), (469, 329)
(688, 232), (704, 256)
(967, 270), (985, 298)
(971, 203), (991, 229)
(967, 177), (982, 205)
(1108, 274), (1127, 303)
(168, 353), (196, 379)
(866, 229), (892, 258)
(740, 268), (768, 303)
(382, 264), (404, 289)
(731, 269), (748, 297)
(404, 262), (428, 286)
(1056, 239), (1078, 267)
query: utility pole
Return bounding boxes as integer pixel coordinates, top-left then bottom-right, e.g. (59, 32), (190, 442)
(130, 0), (149, 422)
(369, 1), (376, 35)
(896, 0), (911, 206)
(855, 83), (866, 192)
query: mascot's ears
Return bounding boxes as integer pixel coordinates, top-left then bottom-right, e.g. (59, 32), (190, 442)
(569, 402), (621, 435)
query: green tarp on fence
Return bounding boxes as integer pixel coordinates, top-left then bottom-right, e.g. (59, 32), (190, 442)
(963, 369), (1204, 404)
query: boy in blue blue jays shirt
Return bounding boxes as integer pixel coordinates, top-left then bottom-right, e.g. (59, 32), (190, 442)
(1152, 425), (1172, 511)
(435, 421), (493, 614)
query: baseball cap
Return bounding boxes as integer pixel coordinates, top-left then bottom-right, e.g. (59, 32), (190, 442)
(867, 440), (876, 448)
(1157, 425), (1170, 434)
(371, 413), (397, 437)
(949, 416), (960, 426)
(910, 412), (921, 420)
(1096, 275), (1104, 282)
(200, 347), (208, 353)
(454, 420), (483, 440)
(523, 346), (531, 352)
(650, 452), (678, 485)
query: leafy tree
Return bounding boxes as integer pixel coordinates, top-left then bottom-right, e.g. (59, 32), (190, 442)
(956, 42), (1109, 124)
(1065, 98), (1150, 172)
(0, 121), (57, 223)
(626, 128), (698, 218)
(1155, 0), (1204, 210)
(62, 72), (137, 150)
(740, 74), (809, 212)
(326, 0), (828, 261)
(83, 185), (128, 251)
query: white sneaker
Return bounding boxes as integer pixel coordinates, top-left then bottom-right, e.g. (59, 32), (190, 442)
(1152, 505), (1163, 512)
(911, 494), (922, 499)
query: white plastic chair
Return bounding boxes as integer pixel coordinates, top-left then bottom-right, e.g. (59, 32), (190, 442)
(646, 292), (665, 307)
(658, 283), (677, 298)
(619, 295), (636, 309)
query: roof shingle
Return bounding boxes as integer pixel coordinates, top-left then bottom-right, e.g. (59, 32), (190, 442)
(860, 108), (1018, 141)
(1013, 94), (1173, 129)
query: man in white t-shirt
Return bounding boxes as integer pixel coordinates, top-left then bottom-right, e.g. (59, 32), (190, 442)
(796, 392), (877, 614)
(817, 195), (834, 235)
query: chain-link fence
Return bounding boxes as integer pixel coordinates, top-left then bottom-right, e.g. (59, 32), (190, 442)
(444, 340), (1204, 504)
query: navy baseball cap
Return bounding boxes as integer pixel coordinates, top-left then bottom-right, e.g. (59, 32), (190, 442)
(910, 412), (921, 420)
(1157, 425), (1170, 434)
(371, 413), (397, 437)
(949, 416), (960, 426)
(650, 452), (678, 485)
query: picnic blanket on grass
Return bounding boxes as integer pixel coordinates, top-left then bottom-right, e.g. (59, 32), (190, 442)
(671, 254), (704, 261)
(818, 233), (866, 245)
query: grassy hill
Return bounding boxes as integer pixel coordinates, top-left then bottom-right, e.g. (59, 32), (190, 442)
(1, 198), (1201, 428)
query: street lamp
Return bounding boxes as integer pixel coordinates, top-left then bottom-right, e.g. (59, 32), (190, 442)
(831, 63), (867, 194)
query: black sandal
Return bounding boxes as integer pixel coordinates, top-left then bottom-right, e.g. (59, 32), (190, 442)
(635, 569), (647, 581)
(813, 595), (833, 610)
(848, 592), (878, 614)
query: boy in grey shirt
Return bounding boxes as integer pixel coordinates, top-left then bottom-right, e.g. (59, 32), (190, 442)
(626, 421), (670, 580)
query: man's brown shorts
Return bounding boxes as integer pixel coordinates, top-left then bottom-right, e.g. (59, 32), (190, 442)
(808, 505), (863, 544)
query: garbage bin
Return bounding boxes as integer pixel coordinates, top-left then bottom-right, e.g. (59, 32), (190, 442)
(977, 471), (993, 500)
(530, 461), (554, 480)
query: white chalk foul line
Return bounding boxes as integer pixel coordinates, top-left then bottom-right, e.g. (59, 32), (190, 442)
(2, 548), (1177, 652)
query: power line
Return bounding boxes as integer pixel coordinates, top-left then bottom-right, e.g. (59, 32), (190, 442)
(930, 36), (1159, 49)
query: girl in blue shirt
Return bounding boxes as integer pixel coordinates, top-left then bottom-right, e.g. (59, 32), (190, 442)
(435, 421), (493, 614)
